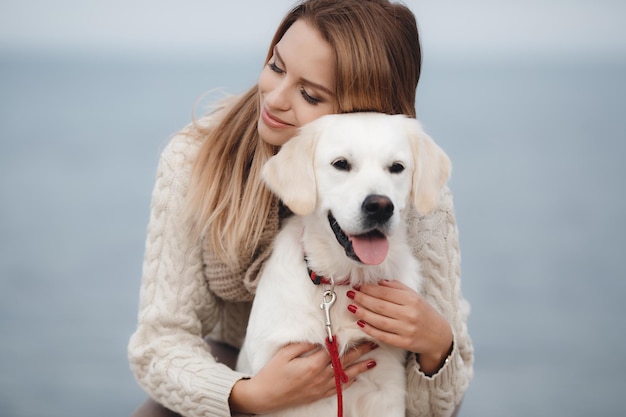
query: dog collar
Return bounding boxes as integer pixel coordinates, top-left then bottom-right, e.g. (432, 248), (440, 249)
(307, 266), (332, 285)
(305, 257), (350, 286)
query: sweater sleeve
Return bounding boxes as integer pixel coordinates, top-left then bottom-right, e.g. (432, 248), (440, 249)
(405, 188), (474, 417)
(127, 132), (249, 417)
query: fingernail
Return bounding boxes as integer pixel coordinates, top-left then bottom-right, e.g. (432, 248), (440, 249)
(347, 304), (357, 314)
(346, 290), (355, 300)
(366, 360), (377, 369)
(370, 342), (379, 350)
(352, 284), (361, 291)
(357, 320), (366, 328)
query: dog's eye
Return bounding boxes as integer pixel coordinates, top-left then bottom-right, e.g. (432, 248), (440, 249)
(332, 158), (351, 171)
(389, 162), (405, 174)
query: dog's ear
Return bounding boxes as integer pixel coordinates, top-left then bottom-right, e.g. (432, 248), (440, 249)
(405, 118), (452, 215)
(261, 125), (318, 216)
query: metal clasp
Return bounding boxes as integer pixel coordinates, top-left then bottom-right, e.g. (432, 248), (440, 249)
(320, 277), (337, 342)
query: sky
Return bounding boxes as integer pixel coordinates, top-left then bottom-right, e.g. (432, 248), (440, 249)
(1, 0), (625, 58)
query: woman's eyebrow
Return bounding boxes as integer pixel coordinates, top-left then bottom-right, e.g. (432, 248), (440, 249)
(274, 46), (335, 96)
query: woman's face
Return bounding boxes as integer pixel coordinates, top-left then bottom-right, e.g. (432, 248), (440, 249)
(258, 19), (336, 146)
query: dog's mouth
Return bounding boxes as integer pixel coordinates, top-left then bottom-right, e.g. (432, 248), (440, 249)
(328, 212), (389, 265)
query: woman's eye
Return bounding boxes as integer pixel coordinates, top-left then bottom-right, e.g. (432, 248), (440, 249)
(268, 61), (284, 74)
(332, 158), (351, 171)
(390, 162), (405, 174)
(301, 88), (321, 105)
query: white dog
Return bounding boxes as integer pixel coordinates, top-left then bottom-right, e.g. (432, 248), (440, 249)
(236, 113), (451, 417)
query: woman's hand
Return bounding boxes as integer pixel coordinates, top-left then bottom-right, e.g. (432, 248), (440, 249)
(229, 340), (378, 414)
(346, 279), (453, 375)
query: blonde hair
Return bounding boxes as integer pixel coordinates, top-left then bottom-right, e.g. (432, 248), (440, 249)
(187, 0), (422, 266)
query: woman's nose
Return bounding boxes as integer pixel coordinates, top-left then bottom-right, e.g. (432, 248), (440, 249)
(264, 79), (291, 111)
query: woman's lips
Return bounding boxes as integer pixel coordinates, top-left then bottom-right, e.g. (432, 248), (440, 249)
(261, 107), (293, 129)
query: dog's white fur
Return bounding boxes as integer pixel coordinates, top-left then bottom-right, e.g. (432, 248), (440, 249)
(236, 113), (451, 417)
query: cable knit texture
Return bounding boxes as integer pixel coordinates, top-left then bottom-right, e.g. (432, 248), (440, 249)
(128, 113), (474, 417)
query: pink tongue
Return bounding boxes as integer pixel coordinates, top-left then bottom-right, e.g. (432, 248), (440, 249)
(350, 235), (389, 265)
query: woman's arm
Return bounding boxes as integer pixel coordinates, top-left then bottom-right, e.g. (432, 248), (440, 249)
(405, 188), (474, 416)
(128, 132), (248, 417)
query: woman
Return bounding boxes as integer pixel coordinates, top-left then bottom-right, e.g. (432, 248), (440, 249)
(128, 1), (473, 416)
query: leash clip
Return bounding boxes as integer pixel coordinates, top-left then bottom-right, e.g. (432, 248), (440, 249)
(320, 277), (337, 342)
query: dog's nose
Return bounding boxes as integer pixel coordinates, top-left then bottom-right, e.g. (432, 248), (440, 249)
(362, 195), (394, 223)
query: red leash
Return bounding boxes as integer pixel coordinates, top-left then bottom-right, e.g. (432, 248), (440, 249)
(319, 275), (349, 417)
(326, 335), (349, 417)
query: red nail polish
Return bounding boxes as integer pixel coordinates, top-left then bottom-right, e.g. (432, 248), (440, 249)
(370, 342), (379, 350)
(352, 284), (361, 291)
(357, 320), (366, 328)
(366, 360), (377, 369)
(346, 290), (355, 299)
(347, 304), (357, 314)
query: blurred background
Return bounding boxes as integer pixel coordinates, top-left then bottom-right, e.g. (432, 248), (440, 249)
(1, 1), (625, 416)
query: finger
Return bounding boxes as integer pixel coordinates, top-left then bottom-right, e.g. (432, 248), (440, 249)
(322, 375), (358, 398)
(346, 285), (411, 305)
(378, 279), (411, 291)
(343, 356), (379, 381)
(353, 320), (408, 350)
(354, 305), (406, 336)
(279, 342), (322, 360)
(358, 280), (414, 305)
(341, 341), (379, 366)
(322, 378), (347, 398)
(348, 288), (428, 339)
(341, 378), (356, 392)
(349, 289), (405, 321)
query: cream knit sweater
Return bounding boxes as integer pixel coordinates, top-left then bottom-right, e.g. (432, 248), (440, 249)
(128, 115), (474, 417)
